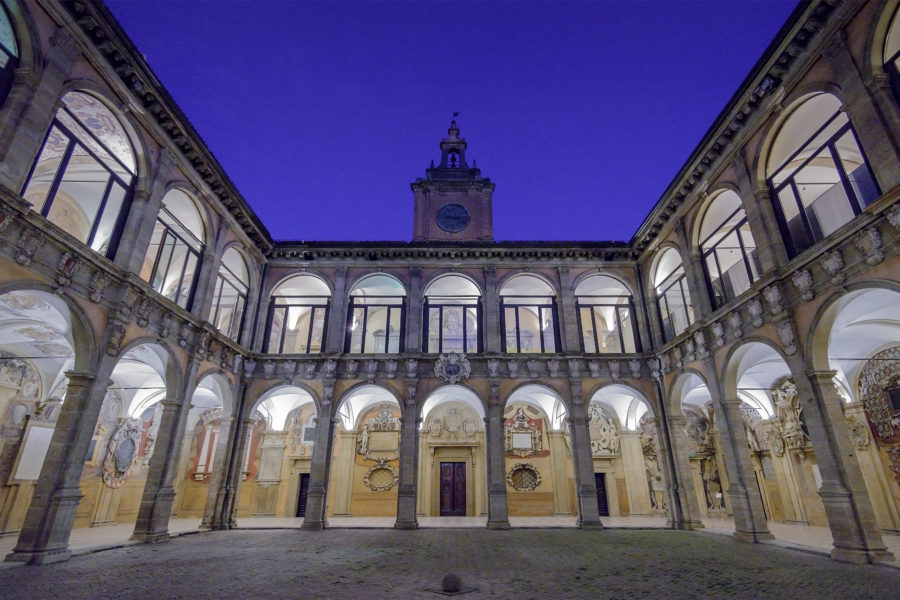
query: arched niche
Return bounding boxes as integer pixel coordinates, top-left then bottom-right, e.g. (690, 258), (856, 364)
(423, 274), (481, 354)
(209, 247), (250, 341)
(500, 274), (559, 353)
(574, 275), (638, 354)
(651, 247), (694, 340)
(266, 273), (331, 354)
(697, 190), (760, 307)
(347, 274), (406, 354)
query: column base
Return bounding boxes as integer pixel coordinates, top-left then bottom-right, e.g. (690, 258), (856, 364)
(130, 531), (171, 543)
(831, 546), (895, 564)
(5, 547), (71, 565)
(487, 520), (510, 530)
(300, 520), (327, 531)
(577, 520), (604, 530)
(733, 530), (774, 543)
(394, 520), (418, 530)
(667, 519), (704, 530)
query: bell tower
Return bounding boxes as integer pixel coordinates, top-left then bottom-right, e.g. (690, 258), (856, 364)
(412, 119), (494, 242)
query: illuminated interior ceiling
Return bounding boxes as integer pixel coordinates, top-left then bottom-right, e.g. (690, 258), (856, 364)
(588, 384), (651, 431)
(255, 385), (316, 431)
(337, 384), (399, 430)
(506, 384), (567, 430)
(731, 342), (788, 418)
(419, 384), (484, 428)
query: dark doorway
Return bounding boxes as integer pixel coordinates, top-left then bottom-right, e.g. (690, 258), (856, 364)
(440, 462), (467, 516)
(595, 472), (610, 517)
(296, 473), (310, 517)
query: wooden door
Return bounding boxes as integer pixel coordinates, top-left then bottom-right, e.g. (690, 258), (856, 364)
(440, 462), (466, 516)
(595, 472), (610, 517)
(296, 473), (310, 517)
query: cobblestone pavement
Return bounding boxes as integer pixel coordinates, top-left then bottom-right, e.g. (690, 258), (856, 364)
(2, 529), (898, 599)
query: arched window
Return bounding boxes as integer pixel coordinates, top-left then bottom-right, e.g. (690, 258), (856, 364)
(0, 0), (19, 106)
(575, 275), (639, 353)
(699, 190), (760, 307)
(209, 248), (249, 341)
(346, 274), (405, 354)
(653, 248), (693, 341)
(139, 189), (205, 309)
(266, 274), (330, 354)
(499, 274), (559, 353)
(22, 92), (137, 258)
(766, 93), (878, 257)
(884, 6), (900, 101)
(423, 274), (481, 353)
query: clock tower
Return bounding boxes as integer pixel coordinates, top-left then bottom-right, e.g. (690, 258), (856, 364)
(412, 120), (494, 242)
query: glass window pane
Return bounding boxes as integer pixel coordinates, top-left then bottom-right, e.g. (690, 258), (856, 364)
(579, 307), (597, 353)
(388, 308), (402, 353)
(442, 306), (464, 353)
(835, 131), (878, 208)
(22, 127), (70, 211)
(47, 149), (108, 244)
(310, 307), (326, 353)
(465, 307), (478, 353)
(268, 307), (286, 353)
(366, 307), (389, 354)
(151, 230), (176, 292)
(140, 221), (165, 283)
(619, 307), (637, 353)
(540, 307), (556, 352)
(176, 251), (199, 308)
(504, 307), (518, 351)
(349, 306), (365, 353)
(284, 305), (312, 353)
(427, 307), (441, 353)
(90, 180), (126, 255)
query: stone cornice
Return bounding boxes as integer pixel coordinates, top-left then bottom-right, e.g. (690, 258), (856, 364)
(62, 0), (273, 255)
(630, 0), (842, 259)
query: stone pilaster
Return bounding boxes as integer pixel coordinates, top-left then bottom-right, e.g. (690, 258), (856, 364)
(557, 267), (580, 352)
(732, 151), (788, 272)
(567, 384), (602, 529)
(325, 267), (348, 353)
(792, 368), (893, 564)
(405, 266), (423, 352)
(666, 415), (705, 530)
(483, 267), (501, 353)
(395, 381), (420, 529)
(485, 382), (509, 529)
(201, 415), (238, 530)
(6, 358), (117, 564)
(302, 382), (337, 530)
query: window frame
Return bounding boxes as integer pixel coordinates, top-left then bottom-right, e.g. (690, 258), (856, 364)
(423, 296), (482, 354)
(575, 294), (640, 354)
(209, 259), (249, 342)
(499, 294), (560, 354)
(265, 295), (330, 354)
(655, 266), (693, 342)
(345, 295), (406, 354)
(699, 204), (760, 308)
(144, 205), (204, 310)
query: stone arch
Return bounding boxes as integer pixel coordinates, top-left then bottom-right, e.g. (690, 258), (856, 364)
(503, 381), (569, 428)
(193, 368), (237, 417)
(497, 271), (558, 296)
(112, 337), (183, 403)
(159, 182), (213, 247)
(249, 380), (321, 421)
(418, 382), (486, 421)
(347, 271), (408, 296)
(335, 382), (404, 429)
(422, 272), (483, 297)
(668, 368), (711, 417)
(865, 0), (899, 81)
(266, 270), (333, 301)
(587, 382), (654, 431)
(0, 0), (42, 116)
(689, 183), (745, 249)
(571, 270), (635, 296)
(721, 337), (790, 419)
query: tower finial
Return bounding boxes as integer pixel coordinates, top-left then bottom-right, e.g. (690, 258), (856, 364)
(448, 113), (460, 140)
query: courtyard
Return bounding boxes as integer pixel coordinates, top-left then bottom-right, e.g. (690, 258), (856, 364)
(1, 527), (898, 599)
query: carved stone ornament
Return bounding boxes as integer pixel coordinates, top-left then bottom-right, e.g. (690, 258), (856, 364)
(405, 358), (418, 378)
(791, 269), (814, 302)
(363, 459), (399, 492)
(820, 249), (845, 286)
(772, 378), (809, 451)
(178, 321), (191, 348)
(588, 360), (601, 378)
(159, 311), (173, 338)
(648, 357), (661, 381)
(425, 406), (480, 440)
(433, 353), (471, 385)
(568, 358), (582, 379)
(684, 338), (695, 362)
(487, 358), (500, 378)
(262, 360), (276, 379)
(135, 297), (153, 328)
(888, 445), (900, 486)
(855, 227), (884, 266)
(857, 345), (900, 439)
(121, 286), (140, 315)
(305, 362), (317, 379)
(507, 359), (520, 379)
(55, 252), (82, 287)
(324, 358), (337, 378)
(608, 360), (621, 380)
(660, 353), (671, 374)
(357, 403), (401, 460)
(346, 359), (359, 378)
(763, 284), (785, 316)
(106, 322), (126, 356)
(195, 330), (210, 359)
(628, 358), (641, 379)
(506, 462), (542, 492)
(748, 298), (764, 327)
(526, 359), (540, 379)
(588, 404), (620, 455)
(547, 358), (559, 378)
(385, 359), (398, 379)
(886, 203), (900, 233)
(365, 359), (378, 380)
(711, 321), (725, 348)
(281, 360), (297, 380)
(231, 352), (243, 374)
(102, 418), (143, 489)
(15, 229), (43, 266)
(89, 270), (112, 303)
(693, 331), (707, 359)
(728, 311), (743, 339)
(504, 407), (542, 457)
(243, 358), (257, 378)
(845, 416), (870, 451)
(0, 208), (12, 233)
(776, 319), (797, 356)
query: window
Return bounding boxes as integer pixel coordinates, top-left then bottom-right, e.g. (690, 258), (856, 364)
(266, 274), (330, 354)
(699, 191), (760, 307)
(346, 274), (405, 353)
(139, 190), (205, 309)
(209, 248), (249, 341)
(500, 274), (559, 353)
(22, 92), (137, 258)
(653, 248), (694, 341)
(884, 6), (900, 102)
(575, 275), (639, 353)
(0, 0), (18, 106)
(766, 93), (878, 257)
(424, 275), (481, 353)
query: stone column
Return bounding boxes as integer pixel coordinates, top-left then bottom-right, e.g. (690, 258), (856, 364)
(325, 267), (348, 353)
(619, 431), (652, 515)
(302, 383), (337, 530)
(395, 382), (420, 529)
(557, 266), (580, 352)
(485, 382), (509, 529)
(567, 387), (602, 529)
(732, 152), (789, 272)
(405, 266), (422, 352)
(547, 431), (571, 514)
(222, 417), (255, 528)
(193, 227), (228, 325)
(791, 367), (893, 563)
(6, 356), (118, 564)
(483, 267), (501, 353)
(0, 27), (80, 191)
(666, 416), (705, 530)
(330, 430), (356, 516)
(201, 415), (238, 529)
(672, 217), (710, 320)
(132, 358), (200, 542)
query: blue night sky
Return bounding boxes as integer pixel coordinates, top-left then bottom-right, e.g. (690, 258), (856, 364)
(105, 0), (799, 243)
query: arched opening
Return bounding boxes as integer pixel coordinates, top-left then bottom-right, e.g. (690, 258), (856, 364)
(588, 384), (661, 517)
(698, 190), (760, 307)
(423, 275), (481, 353)
(671, 373), (729, 520)
(139, 189), (206, 310)
(0, 289), (82, 536)
(328, 385), (401, 518)
(883, 5), (900, 102)
(499, 274), (559, 353)
(265, 273), (330, 354)
(346, 274), (405, 354)
(652, 248), (694, 340)
(418, 385), (486, 518)
(574, 275), (639, 353)
(22, 91), (137, 258)
(209, 247), (250, 342)
(234, 385), (317, 521)
(171, 373), (233, 526)
(813, 287), (900, 532)
(725, 342), (825, 527)
(765, 92), (879, 257)
(0, 0), (19, 106)
(503, 385), (574, 517)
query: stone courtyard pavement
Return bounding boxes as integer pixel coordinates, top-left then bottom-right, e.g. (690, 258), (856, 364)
(1, 529), (898, 599)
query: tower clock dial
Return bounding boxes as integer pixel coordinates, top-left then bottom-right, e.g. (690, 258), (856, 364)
(435, 203), (471, 233)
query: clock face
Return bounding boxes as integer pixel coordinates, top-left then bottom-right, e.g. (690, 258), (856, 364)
(436, 203), (471, 233)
